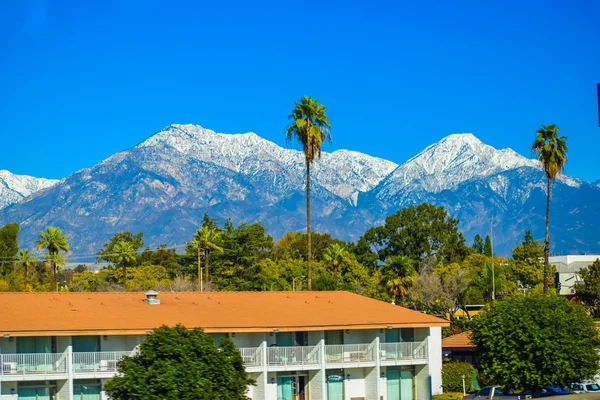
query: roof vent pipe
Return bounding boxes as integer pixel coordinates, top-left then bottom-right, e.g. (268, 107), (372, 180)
(144, 290), (161, 305)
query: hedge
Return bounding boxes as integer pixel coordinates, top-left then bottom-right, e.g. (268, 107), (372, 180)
(442, 361), (476, 392)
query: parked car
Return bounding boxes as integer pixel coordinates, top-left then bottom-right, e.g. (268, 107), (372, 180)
(571, 382), (600, 393)
(518, 385), (571, 397)
(464, 386), (532, 399)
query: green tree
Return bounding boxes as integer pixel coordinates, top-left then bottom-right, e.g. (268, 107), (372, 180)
(97, 232), (144, 265)
(35, 226), (69, 291)
(272, 231), (342, 262)
(363, 203), (470, 265)
(472, 234), (484, 254)
(381, 255), (416, 304)
(113, 240), (137, 285)
(574, 259), (600, 318)
(16, 249), (36, 286)
(471, 294), (600, 395)
(483, 235), (492, 257)
(532, 124), (567, 294)
(323, 243), (350, 276)
(104, 325), (254, 400)
(510, 230), (544, 287)
(0, 223), (19, 275)
(194, 226), (223, 288)
(286, 96), (332, 290)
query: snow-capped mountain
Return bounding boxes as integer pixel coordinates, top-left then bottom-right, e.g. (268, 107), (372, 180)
(0, 170), (58, 210)
(0, 124), (598, 255)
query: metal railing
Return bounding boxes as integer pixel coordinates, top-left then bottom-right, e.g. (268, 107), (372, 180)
(72, 351), (131, 373)
(0, 353), (67, 376)
(267, 345), (320, 367)
(238, 347), (262, 368)
(380, 341), (428, 361)
(324, 343), (375, 364)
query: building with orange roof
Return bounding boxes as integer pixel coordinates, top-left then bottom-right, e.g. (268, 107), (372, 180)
(441, 331), (477, 366)
(0, 291), (448, 400)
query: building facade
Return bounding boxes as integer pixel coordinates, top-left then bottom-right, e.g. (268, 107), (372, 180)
(551, 255), (600, 295)
(0, 291), (446, 400)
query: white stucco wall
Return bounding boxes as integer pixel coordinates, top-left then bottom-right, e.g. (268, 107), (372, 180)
(429, 326), (443, 395)
(344, 329), (378, 345)
(344, 367), (366, 399)
(232, 332), (265, 348)
(0, 338), (16, 353)
(100, 335), (142, 352)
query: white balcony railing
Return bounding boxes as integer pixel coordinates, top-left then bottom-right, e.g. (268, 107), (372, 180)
(325, 343), (375, 364)
(0, 353), (67, 376)
(72, 351), (132, 373)
(267, 345), (321, 367)
(380, 341), (428, 361)
(239, 347), (262, 368)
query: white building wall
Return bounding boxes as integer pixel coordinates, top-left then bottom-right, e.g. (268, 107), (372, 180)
(232, 333), (265, 348)
(344, 329), (377, 345)
(429, 326), (443, 395)
(364, 366), (379, 400)
(344, 367), (366, 399)
(0, 381), (17, 397)
(309, 369), (324, 400)
(415, 364), (431, 400)
(265, 372), (278, 399)
(101, 335), (134, 352)
(308, 330), (323, 345)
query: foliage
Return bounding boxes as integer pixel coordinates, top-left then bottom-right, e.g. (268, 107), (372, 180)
(432, 393), (464, 400)
(193, 225), (224, 285)
(113, 240), (137, 284)
(483, 235), (492, 257)
(381, 255), (416, 304)
(471, 294), (600, 391)
(286, 95), (332, 291)
(442, 361), (476, 392)
(35, 226), (69, 291)
(574, 259), (600, 318)
(96, 232), (144, 265)
(273, 231), (342, 262)
(471, 234), (483, 254)
(104, 324), (254, 400)
(362, 203), (470, 265)
(0, 223), (19, 275)
(510, 230), (544, 287)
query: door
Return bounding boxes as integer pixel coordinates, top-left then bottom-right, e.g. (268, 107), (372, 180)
(400, 368), (414, 399)
(277, 377), (293, 400)
(18, 386), (51, 400)
(327, 375), (344, 400)
(387, 369), (401, 400)
(73, 382), (102, 400)
(276, 332), (294, 347)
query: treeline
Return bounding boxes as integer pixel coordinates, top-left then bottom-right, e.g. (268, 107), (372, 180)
(0, 203), (553, 320)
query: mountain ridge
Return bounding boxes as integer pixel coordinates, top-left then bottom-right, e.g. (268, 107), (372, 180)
(0, 124), (597, 256)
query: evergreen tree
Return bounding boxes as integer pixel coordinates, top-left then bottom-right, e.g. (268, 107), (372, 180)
(483, 235), (493, 257)
(472, 234), (484, 254)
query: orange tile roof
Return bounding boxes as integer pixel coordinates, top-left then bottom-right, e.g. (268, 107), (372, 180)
(0, 291), (447, 336)
(442, 331), (474, 348)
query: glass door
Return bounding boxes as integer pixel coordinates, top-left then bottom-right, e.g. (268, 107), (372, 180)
(73, 381), (102, 400)
(327, 374), (344, 400)
(277, 377), (293, 400)
(387, 368), (400, 400)
(400, 368), (414, 399)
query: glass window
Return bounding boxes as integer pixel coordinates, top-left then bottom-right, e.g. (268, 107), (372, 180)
(478, 387), (491, 396)
(72, 336), (100, 352)
(17, 337), (53, 353)
(325, 330), (343, 345)
(587, 384), (600, 391)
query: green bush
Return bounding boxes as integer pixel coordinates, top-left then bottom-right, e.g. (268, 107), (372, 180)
(433, 393), (464, 400)
(442, 361), (476, 392)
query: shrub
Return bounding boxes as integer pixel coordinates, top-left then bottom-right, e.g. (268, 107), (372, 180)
(442, 361), (476, 392)
(433, 393), (464, 400)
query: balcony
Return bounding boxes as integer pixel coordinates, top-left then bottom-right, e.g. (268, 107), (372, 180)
(0, 353), (67, 379)
(325, 344), (376, 367)
(267, 345), (321, 370)
(380, 341), (428, 365)
(72, 351), (132, 375)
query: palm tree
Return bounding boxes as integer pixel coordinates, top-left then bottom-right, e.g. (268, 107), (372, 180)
(286, 96), (331, 290)
(532, 124), (567, 294)
(36, 226), (69, 291)
(113, 241), (137, 287)
(323, 243), (350, 276)
(382, 255), (416, 304)
(194, 226), (223, 290)
(17, 249), (36, 287)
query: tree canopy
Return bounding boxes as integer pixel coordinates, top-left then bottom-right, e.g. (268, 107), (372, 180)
(105, 324), (253, 400)
(471, 294), (600, 393)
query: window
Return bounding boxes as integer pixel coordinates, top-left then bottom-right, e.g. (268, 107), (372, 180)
(72, 336), (100, 352)
(478, 387), (490, 396)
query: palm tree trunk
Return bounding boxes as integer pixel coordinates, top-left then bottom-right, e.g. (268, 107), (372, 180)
(51, 252), (56, 292)
(306, 160), (312, 291)
(197, 245), (201, 292)
(123, 265), (127, 289)
(544, 176), (551, 294)
(24, 263), (27, 286)
(205, 249), (209, 290)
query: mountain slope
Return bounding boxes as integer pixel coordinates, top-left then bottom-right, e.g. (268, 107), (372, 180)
(0, 170), (58, 210)
(0, 124), (597, 256)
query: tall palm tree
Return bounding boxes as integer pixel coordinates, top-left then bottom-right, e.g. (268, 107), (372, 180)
(287, 96), (331, 290)
(532, 124), (567, 294)
(382, 255), (416, 304)
(194, 226), (223, 290)
(323, 243), (349, 276)
(113, 241), (137, 287)
(17, 249), (36, 287)
(36, 226), (69, 291)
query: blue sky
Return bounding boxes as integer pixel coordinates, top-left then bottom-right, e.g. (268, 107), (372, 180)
(1, 0), (599, 181)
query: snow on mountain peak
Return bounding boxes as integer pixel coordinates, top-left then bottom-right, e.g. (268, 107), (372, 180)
(0, 170), (59, 210)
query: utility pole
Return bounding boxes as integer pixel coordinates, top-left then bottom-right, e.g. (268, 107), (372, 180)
(196, 242), (203, 292)
(490, 218), (495, 301)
